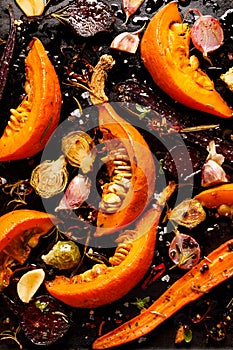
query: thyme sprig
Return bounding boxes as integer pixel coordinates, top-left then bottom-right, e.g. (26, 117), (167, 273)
(0, 325), (23, 349)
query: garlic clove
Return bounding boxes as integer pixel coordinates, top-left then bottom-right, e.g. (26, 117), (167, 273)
(17, 269), (45, 303)
(110, 31), (140, 53)
(55, 174), (91, 211)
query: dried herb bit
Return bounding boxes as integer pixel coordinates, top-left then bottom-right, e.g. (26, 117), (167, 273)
(52, 0), (115, 37)
(175, 325), (192, 344)
(0, 325), (23, 350)
(18, 295), (70, 345)
(131, 296), (150, 310)
(0, 5), (17, 101)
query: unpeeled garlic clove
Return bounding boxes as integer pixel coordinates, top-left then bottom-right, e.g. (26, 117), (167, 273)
(110, 31), (140, 53)
(55, 174), (91, 211)
(122, 0), (145, 23)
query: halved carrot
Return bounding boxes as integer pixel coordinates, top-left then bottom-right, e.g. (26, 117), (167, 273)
(140, 1), (233, 118)
(92, 238), (233, 349)
(194, 183), (233, 208)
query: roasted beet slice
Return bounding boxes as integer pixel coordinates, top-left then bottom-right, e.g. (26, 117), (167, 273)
(18, 295), (71, 345)
(52, 0), (115, 37)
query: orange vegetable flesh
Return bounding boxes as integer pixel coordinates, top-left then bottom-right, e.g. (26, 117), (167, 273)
(194, 183), (233, 208)
(92, 238), (233, 349)
(95, 103), (156, 236)
(46, 183), (176, 308)
(0, 209), (58, 251)
(140, 1), (233, 118)
(0, 37), (62, 161)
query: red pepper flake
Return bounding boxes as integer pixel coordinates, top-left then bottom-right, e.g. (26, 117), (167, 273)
(141, 263), (166, 290)
(98, 320), (105, 336)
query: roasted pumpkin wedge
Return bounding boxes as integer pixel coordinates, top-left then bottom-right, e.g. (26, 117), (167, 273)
(140, 1), (233, 118)
(95, 103), (156, 236)
(92, 238), (233, 349)
(45, 182), (176, 308)
(0, 209), (58, 292)
(194, 183), (233, 208)
(0, 37), (62, 161)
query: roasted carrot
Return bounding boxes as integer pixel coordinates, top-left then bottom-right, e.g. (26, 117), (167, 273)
(92, 238), (233, 349)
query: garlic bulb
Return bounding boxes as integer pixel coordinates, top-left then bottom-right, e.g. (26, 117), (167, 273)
(62, 131), (96, 173)
(30, 155), (68, 198)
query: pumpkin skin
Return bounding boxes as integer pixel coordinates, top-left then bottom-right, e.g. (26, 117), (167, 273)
(0, 37), (62, 161)
(0, 209), (57, 251)
(45, 183), (175, 308)
(0, 209), (58, 292)
(194, 183), (233, 208)
(95, 103), (156, 236)
(140, 1), (233, 118)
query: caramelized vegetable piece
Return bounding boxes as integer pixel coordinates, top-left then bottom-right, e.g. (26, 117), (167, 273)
(0, 209), (58, 292)
(140, 1), (233, 118)
(45, 182), (176, 308)
(169, 232), (200, 269)
(92, 238), (233, 349)
(190, 9), (224, 58)
(95, 103), (156, 236)
(221, 67), (233, 92)
(0, 5), (16, 101)
(194, 183), (233, 208)
(51, 0), (115, 37)
(0, 37), (62, 161)
(18, 295), (70, 345)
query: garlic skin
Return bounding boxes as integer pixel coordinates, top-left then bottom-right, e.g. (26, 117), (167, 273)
(55, 174), (91, 211)
(201, 141), (229, 187)
(202, 159), (229, 187)
(110, 32), (140, 54)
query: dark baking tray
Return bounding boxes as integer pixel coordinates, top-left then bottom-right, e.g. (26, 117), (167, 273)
(0, 0), (233, 349)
